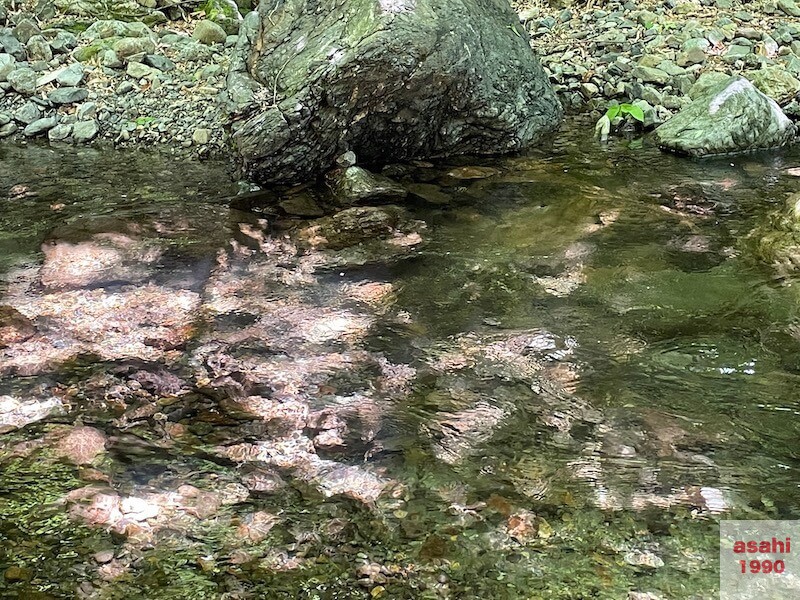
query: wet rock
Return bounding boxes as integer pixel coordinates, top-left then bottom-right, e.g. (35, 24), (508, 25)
(0, 306), (36, 347)
(56, 426), (107, 465)
(330, 167), (408, 205)
(224, 0), (561, 185)
(654, 76), (794, 157)
(143, 54), (174, 72)
(236, 511), (279, 542)
(446, 166), (501, 180)
(299, 206), (424, 251)
(3, 566), (33, 582)
(0, 394), (62, 431)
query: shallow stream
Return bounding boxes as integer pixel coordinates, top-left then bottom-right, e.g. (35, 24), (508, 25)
(1, 125), (800, 599)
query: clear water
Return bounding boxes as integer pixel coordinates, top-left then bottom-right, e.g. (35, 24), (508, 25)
(1, 127), (800, 599)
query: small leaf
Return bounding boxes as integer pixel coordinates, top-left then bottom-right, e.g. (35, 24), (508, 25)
(627, 105), (645, 122)
(606, 105), (621, 120)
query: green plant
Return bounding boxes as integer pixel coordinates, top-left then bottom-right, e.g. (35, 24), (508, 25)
(595, 102), (646, 142)
(605, 103), (644, 123)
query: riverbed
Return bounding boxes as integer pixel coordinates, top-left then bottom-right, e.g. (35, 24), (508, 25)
(1, 125), (799, 599)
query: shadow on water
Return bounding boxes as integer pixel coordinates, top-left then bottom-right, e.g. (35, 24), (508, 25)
(2, 130), (800, 598)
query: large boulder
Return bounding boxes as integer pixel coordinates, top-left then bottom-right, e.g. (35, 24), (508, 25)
(224, 0), (562, 185)
(654, 76), (795, 157)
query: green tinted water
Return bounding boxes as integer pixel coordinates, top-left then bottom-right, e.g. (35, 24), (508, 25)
(1, 129), (800, 599)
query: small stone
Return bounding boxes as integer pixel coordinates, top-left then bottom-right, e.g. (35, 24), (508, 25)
(143, 54), (174, 71)
(116, 80), (134, 95)
(48, 30), (78, 54)
(192, 20), (227, 45)
(336, 150), (357, 167)
(631, 65), (671, 85)
(93, 550), (114, 564)
(0, 53), (15, 81)
(113, 37), (156, 60)
(26, 35), (52, 62)
(13, 102), (41, 125)
(0, 122), (17, 137)
(192, 127), (211, 144)
(4, 566), (33, 582)
(72, 119), (99, 143)
(7, 67), (37, 95)
(13, 18), (40, 44)
(48, 87), (89, 105)
(779, 0), (800, 16)
(56, 63), (84, 87)
(48, 123), (72, 141)
(76, 102), (97, 120)
(126, 61), (154, 79)
(0, 113), (9, 126)
(101, 49), (122, 69)
(24, 116), (58, 136)
(580, 82), (599, 98)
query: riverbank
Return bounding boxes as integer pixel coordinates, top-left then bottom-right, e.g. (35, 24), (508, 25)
(0, 0), (799, 157)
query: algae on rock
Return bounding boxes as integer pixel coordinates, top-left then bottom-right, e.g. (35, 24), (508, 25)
(223, 0), (562, 185)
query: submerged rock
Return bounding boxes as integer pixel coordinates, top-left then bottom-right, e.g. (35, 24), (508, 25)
(224, 0), (561, 184)
(653, 76), (795, 157)
(329, 166), (408, 205)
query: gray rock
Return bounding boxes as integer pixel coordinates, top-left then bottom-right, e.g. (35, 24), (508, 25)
(0, 53), (15, 81)
(7, 67), (37, 95)
(330, 166), (408, 205)
(0, 30), (25, 61)
(779, 0), (800, 16)
(72, 119), (98, 143)
(113, 37), (156, 60)
(0, 112), (9, 126)
(747, 66), (800, 105)
(13, 18), (40, 45)
(689, 72), (733, 99)
(101, 49), (122, 69)
(126, 61), (154, 79)
(48, 87), (89, 104)
(76, 101), (97, 120)
(0, 122), (17, 137)
(48, 30), (78, 54)
(654, 76), (795, 157)
(24, 116), (58, 136)
(192, 20), (227, 45)
(80, 20), (154, 42)
(116, 80), (134, 94)
(48, 123), (73, 141)
(25, 35), (52, 62)
(192, 127), (211, 144)
(143, 54), (174, 72)
(724, 45), (751, 60)
(225, 0), (561, 185)
(56, 63), (84, 86)
(336, 151), (357, 168)
(13, 101), (42, 125)
(631, 65), (671, 85)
